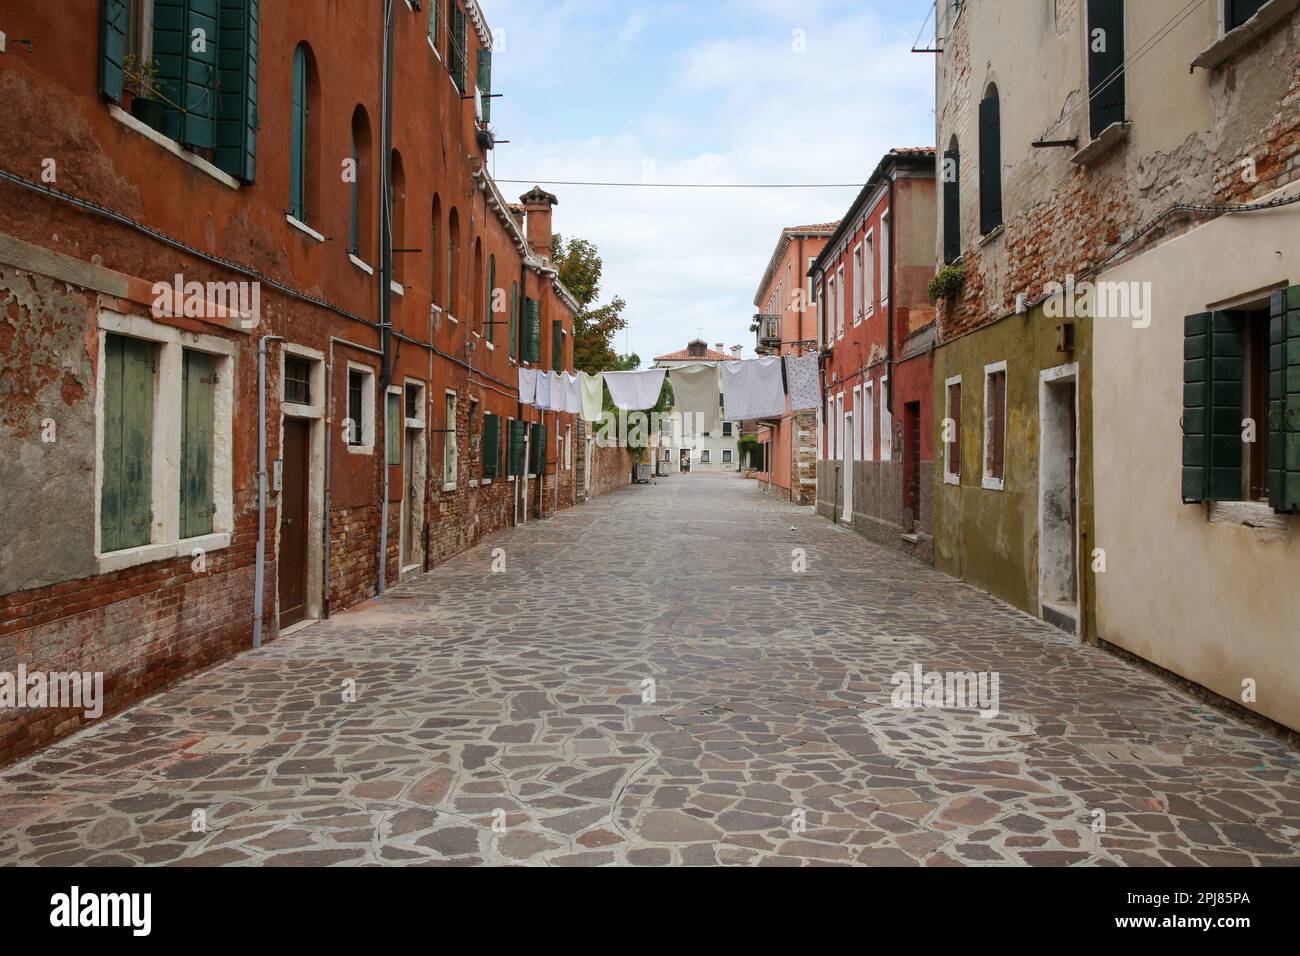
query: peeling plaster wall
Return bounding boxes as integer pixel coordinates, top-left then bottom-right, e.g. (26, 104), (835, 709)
(0, 267), (99, 592)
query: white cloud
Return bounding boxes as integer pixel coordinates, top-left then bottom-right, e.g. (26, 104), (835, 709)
(483, 0), (936, 364)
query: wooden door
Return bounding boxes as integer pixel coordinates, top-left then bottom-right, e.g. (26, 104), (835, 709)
(278, 419), (309, 628)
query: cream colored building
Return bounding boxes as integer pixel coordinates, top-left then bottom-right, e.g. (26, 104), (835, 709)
(654, 340), (742, 474)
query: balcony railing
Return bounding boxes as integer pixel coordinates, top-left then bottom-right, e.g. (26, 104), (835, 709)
(754, 313), (782, 353)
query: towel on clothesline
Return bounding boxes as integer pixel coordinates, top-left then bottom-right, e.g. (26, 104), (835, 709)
(580, 371), (605, 422)
(604, 368), (667, 411)
(535, 369), (553, 410)
(518, 367), (538, 405)
(560, 372), (583, 415)
(784, 353), (820, 412)
(722, 357), (786, 420)
(667, 363), (721, 435)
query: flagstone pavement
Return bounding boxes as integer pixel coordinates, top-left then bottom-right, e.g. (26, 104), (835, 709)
(1, 474), (1298, 866)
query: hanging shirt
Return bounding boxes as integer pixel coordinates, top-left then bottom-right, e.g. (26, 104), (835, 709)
(580, 371), (605, 423)
(784, 353), (821, 412)
(562, 372), (583, 414)
(722, 357), (786, 420)
(667, 363), (721, 435)
(518, 367), (538, 405)
(604, 368), (667, 411)
(535, 369), (553, 410)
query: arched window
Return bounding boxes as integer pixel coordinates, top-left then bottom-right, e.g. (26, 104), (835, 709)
(978, 83), (1002, 235)
(943, 135), (961, 264)
(390, 149), (406, 283)
(289, 43), (320, 224)
(431, 195), (442, 310)
(349, 106), (374, 261)
(486, 254), (496, 343)
(446, 208), (460, 318)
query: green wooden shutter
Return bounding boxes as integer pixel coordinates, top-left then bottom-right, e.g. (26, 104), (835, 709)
(552, 320), (563, 372)
(100, 0), (129, 103)
(451, 4), (467, 92)
(1182, 311), (1245, 503)
(942, 146), (961, 265)
(215, 0), (259, 183)
(180, 349), (216, 539)
(507, 420), (526, 477)
(530, 422), (547, 476)
(154, 0), (220, 150)
(101, 335), (155, 552)
(1086, 0), (1125, 140)
(978, 91), (1002, 235)
(509, 281), (518, 358)
(428, 0), (440, 46)
(486, 255), (495, 343)
(387, 392), (401, 465)
(525, 298), (541, 363)
(288, 44), (306, 219)
(1269, 286), (1300, 513)
(476, 49), (492, 125)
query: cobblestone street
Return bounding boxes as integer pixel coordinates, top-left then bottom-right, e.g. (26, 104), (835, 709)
(1, 474), (1297, 867)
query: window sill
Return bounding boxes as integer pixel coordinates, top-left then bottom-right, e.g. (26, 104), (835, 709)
(428, 35), (443, 61)
(283, 401), (322, 420)
(1209, 500), (1291, 535)
(982, 474), (1005, 492)
(978, 224), (1005, 248)
(109, 105), (240, 191)
(404, 417), (424, 429)
(390, 281), (404, 296)
(485, 340), (495, 351)
(346, 442), (375, 456)
(97, 532), (232, 576)
(349, 254), (375, 276)
(445, 314), (459, 326)
(442, 481), (457, 493)
(944, 471), (960, 486)
(286, 215), (325, 242)
(1192, 0), (1300, 70)
(1071, 121), (1130, 167)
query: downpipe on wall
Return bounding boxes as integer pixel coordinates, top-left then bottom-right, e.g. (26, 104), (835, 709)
(253, 335), (284, 650)
(376, 0), (396, 596)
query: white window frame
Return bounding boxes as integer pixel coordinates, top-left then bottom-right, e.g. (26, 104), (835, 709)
(851, 244), (863, 325)
(852, 385), (863, 460)
(565, 424), (572, 470)
(282, 344), (326, 420)
(863, 380), (875, 462)
(722, 448), (733, 464)
(700, 449), (711, 464)
(443, 389), (458, 491)
(864, 230), (875, 319)
(403, 378), (427, 429)
(93, 308), (236, 574)
(944, 374), (962, 485)
(836, 265), (846, 338)
(836, 393), (846, 461)
(879, 375), (892, 461)
(345, 361), (377, 456)
(825, 396), (834, 460)
(982, 360), (1008, 492)
(881, 212), (891, 303)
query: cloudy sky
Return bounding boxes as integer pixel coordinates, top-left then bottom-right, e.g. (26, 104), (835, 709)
(482, 0), (937, 365)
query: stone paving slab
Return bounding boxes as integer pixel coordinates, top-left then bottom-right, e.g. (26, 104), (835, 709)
(1, 475), (1297, 866)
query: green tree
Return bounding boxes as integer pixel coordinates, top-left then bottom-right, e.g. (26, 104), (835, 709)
(553, 233), (628, 374)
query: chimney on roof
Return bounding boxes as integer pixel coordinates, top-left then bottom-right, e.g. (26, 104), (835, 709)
(520, 186), (559, 264)
(715, 342), (724, 354)
(731, 346), (743, 358)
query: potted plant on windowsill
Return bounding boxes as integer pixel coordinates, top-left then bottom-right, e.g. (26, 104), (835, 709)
(123, 54), (167, 132)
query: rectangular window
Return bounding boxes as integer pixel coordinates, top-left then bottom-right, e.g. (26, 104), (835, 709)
(864, 232), (875, 316)
(836, 393), (845, 460)
(443, 392), (457, 487)
(100, 333), (156, 553)
(565, 425), (572, 470)
(180, 349), (217, 539)
(852, 386), (862, 460)
(837, 266), (846, 337)
(826, 397), (835, 459)
(347, 369), (367, 447)
(386, 391), (402, 465)
(284, 355), (312, 405)
(879, 377), (892, 461)
(1227, 0), (1267, 32)
(945, 376), (962, 484)
(1087, 0), (1126, 140)
(449, 2), (468, 92)
(529, 421), (546, 476)
(880, 213), (891, 302)
(469, 399), (480, 478)
(428, 0), (441, 50)
(722, 421), (733, 437)
(852, 244), (863, 324)
(722, 448), (733, 464)
(405, 382), (422, 421)
(863, 382), (875, 462)
(700, 449), (711, 464)
(983, 362), (1007, 489)
(482, 413), (501, 480)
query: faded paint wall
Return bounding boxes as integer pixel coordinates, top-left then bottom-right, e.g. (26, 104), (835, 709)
(1092, 182), (1300, 733)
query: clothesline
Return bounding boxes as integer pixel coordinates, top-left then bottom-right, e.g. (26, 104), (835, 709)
(516, 355), (819, 423)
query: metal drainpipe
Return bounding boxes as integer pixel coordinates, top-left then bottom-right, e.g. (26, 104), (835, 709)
(253, 335), (284, 649)
(376, 0), (396, 596)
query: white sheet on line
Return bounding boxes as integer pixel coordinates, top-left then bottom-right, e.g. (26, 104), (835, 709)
(603, 368), (667, 411)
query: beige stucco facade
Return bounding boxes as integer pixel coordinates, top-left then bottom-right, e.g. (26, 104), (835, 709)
(1092, 180), (1300, 733)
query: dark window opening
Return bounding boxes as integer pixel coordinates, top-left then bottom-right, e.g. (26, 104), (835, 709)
(1242, 306), (1271, 501)
(1228, 0), (1268, 31)
(347, 370), (365, 446)
(284, 356), (311, 405)
(405, 382), (422, 421)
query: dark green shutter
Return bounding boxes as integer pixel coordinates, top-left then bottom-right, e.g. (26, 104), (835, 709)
(525, 297), (541, 363)
(552, 320), (563, 372)
(215, 0), (259, 183)
(1087, 0), (1125, 140)
(486, 255), (495, 343)
(154, 0), (221, 150)
(100, 0), (129, 103)
(978, 90), (1002, 235)
(942, 146), (960, 265)
(509, 281), (518, 358)
(507, 420), (526, 477)
(288, 44), (306, 219)
(428, 0), (440, 45)
(451, 4), (467, 92)
(530, 422), (547, 476)
(1269, 286), (1300, 513)
(101, 335), (155, 553)
(180, 349), (216, 539)
(482, 414), (500, 480)
(387, 392), (402, 465)
(476, 49), (492, 125)
(1182, 311), (1245, 503)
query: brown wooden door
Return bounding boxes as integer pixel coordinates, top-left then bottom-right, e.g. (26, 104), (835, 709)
(279, 419), (309, 628)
